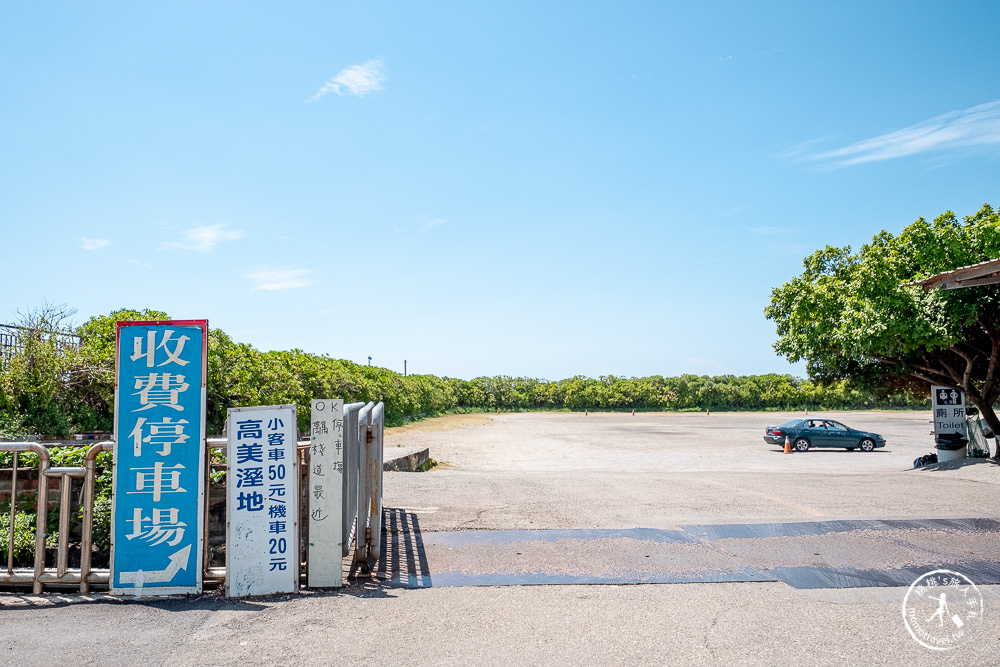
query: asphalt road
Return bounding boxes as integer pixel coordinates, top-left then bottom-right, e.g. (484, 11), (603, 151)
(3, 411), (999, 665)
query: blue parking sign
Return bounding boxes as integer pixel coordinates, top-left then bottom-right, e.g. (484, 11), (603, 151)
(111, 320), (207, 595)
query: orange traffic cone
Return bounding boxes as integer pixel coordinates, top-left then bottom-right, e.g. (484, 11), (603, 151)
(632, 409), (635, 416)
(707, 409), (710, 416)
(585, 410), (588, 416)
(784, 436), (792, 454)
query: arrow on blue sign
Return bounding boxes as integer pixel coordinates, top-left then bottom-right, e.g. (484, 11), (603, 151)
(118, 544), (191, 587)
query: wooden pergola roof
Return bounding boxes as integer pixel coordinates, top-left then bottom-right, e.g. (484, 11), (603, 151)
(904, 258), (1000, 290)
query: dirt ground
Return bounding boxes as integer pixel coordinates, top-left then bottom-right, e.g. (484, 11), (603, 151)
(382, 410), (998, 532)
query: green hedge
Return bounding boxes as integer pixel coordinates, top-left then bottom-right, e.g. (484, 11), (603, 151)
(0, 307), (929, 439)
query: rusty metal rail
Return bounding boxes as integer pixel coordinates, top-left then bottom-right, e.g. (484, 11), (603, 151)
(2, 402), (385, 594)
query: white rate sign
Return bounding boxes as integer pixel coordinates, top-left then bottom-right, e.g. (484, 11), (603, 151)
(225, 404), (299, 597)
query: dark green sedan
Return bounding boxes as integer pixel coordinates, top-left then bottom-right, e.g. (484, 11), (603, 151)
(763, 418), (886, 452)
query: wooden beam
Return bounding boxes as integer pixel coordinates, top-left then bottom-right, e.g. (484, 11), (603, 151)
(942, 273), (1000, 289)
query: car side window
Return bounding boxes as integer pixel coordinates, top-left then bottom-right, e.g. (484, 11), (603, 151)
(825, 421), (844, 431)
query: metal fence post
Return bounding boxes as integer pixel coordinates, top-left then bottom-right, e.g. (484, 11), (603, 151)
(31, 444), (49, 594)
(368, 403), (384, 565)
(80, 442), (113, 593)
(354, 403), (374, 568)
(6, 451), (17, 576)
(341, 403), (365, 558)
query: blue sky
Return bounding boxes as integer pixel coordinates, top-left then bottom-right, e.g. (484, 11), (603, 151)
(3, 2), (999, 381)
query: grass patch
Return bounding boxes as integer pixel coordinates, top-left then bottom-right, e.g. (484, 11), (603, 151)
(415, 458), (438, 472)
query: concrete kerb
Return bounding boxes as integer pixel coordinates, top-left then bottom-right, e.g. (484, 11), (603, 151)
(383, 446), (431, 472)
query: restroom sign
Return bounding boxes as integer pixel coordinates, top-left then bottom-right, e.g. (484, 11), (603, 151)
(931, 385), (967, 439)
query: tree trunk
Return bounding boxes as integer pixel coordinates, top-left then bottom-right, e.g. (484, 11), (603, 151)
(968, 395), (1000, 460)
(909, 347), (1000, 460)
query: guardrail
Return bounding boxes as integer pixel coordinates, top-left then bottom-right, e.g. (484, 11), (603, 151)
(1, 401), (385, 594)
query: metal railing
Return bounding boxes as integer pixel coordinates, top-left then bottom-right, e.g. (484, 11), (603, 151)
(1, 400), (385, 594)
(1, 441), (112, 594)
(0, 324), (81, 365)
(202, 436), (314, 586)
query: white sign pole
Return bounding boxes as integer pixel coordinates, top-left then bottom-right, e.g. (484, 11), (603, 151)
(225, 404), (299, 597)
(308, 399), (345, 587)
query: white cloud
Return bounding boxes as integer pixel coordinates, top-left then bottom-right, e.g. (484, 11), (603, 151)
(312, 60), (386, 100)
(807, 100), (1000, 167)
(777, 135), (841, 162)
(246, 268), (311, 291)
(421, 218), (446, 233)
(161, 224), (244, 253)
(80, 238), (110, 251)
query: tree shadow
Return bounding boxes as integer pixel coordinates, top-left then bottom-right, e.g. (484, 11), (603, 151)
(915, 457), (998, 473)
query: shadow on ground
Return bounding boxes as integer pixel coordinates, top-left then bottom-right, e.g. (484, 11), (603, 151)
(367, 510), (1000, 591)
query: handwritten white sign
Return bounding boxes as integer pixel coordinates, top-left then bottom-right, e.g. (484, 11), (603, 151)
(308, 399), (345, 587)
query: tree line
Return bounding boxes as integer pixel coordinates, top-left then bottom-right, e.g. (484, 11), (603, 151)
(0, 305), (927, 439)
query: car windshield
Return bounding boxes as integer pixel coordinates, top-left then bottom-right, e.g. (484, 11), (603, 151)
(779, 419), (803, 428)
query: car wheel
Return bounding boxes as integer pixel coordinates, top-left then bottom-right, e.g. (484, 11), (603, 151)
(859, 438), (875, 452)
(794, 437), (810, 452)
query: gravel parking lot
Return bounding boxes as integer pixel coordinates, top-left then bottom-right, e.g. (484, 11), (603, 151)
(383, 410), (998, 531)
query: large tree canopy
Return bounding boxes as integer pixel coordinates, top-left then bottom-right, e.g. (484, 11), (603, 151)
(766, 204), (1000, 454)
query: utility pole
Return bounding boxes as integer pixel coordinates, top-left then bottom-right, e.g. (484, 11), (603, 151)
(404, 360), (407, 376)
(367, 356), (371, 367)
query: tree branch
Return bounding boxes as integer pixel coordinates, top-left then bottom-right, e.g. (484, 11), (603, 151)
(910, 362), (957, 387)
(977, 314), (1000, 401)
(935, 354), (964, 386)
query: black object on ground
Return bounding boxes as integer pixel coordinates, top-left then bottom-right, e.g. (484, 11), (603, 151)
(935, 432), (968, 450)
